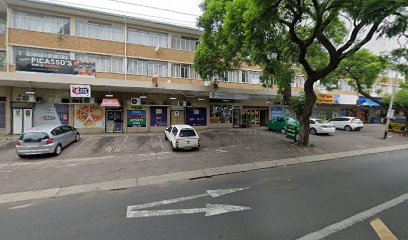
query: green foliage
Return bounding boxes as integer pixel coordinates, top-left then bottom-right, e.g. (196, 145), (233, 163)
(395, 87), (408, 110)
(289, 95), (307, 116)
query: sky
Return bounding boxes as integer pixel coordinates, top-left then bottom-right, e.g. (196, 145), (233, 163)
(35, 0), (401, 54)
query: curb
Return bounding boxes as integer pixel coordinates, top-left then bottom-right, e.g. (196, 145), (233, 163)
(1, 144), (407, 205)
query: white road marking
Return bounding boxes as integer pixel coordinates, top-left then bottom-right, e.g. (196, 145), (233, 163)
(9, 203), (35, 210)
(74, 136), (93, 152)
(159, 135), (164, 149)
(123, 135), (128, 144)
(127, 187), (250, 212)
(126, 204), (251, 218)
(297, 191), (408, 240)
(216, 149), (228, 153)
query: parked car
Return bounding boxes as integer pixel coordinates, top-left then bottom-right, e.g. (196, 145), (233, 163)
(16, 124), (80, 157)
(329, 117), (364, 131)
(266, 116), (300, 134)
(309, 118), (336, 135)
(164, 125), (200, 151)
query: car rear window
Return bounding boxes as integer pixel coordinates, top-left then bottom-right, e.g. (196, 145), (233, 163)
(287, 118), (297, 123)
(20, 132), (49, 142)
(179, 129), (196, 137)
(315, 119), (329, 124)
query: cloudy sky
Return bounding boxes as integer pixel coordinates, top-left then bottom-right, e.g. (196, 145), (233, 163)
(36, 0), (400, 54)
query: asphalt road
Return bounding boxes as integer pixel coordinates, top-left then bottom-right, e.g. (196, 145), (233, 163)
(1, 150), (408, 240)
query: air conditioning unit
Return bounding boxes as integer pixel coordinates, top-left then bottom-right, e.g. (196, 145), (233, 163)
(83, 98), (95, 104)
(178, 101), (187, 107)
(21, 95), (37, 103)
(131, 98), (141, 106)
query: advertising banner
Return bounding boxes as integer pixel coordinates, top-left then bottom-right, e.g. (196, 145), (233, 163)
(16, 55), (95, 76)
(127, 105), (146, 128)
(70, 85), (91, 98)
(317, 93), (334, 104)
(357, 96), (382, 107)
(186, 107), (207, 126)
(74, 104), (105, 128)
(271, 106), (283, 119)
(33, 103), (61, 126)
(336, 95), (358, 105)
(150, 106), (167, 126)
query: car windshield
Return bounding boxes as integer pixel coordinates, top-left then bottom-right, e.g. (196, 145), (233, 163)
(287, 118), (298, 123)
(179, 129), (196, 137)
(315, 119), (329, 124)
(20, 132), (49, 142)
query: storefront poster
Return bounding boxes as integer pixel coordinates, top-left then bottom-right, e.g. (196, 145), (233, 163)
(186, 107), (207, 126)
(74, 104), (105, 128)
(34, 103), (61, 126)
(150, 106), (167, 126)
(357, 96), (382, 107)
(271, 107), (283, 119)
(317, 93), (334, 104)
(284, 107), (296, 118)
(127, 106), (146, 128)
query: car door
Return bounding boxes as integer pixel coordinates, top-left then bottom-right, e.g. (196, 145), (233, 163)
(330, 118), (340, 129)
(165, 126), (172, 141)
(171, 127), (179, 146)
(272, 117), (282, 131)
(310, 120), (316, 129)
(51, 127), (64, 147)
(61, 126), (75, 144)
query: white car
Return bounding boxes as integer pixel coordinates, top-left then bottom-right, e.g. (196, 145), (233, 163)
(164, 125), (200, 151)
(309, 118), (336, 135)
(329, 117), (364, 131)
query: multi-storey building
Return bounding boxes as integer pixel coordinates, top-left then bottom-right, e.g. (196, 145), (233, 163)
(0, 0), (404, 135)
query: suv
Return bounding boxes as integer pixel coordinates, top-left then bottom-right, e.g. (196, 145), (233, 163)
(329, 117), (364, 131)
(165, 125), (200, 151)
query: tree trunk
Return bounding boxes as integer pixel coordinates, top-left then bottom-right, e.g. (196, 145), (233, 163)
(283, 84), (292, 105)
(298, 79), (317, 147)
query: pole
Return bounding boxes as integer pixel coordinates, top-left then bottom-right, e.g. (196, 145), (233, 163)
(383, 65), (399, 139)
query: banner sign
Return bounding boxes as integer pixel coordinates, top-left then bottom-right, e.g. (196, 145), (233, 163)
(16, 55), (95, 76)
(357, 96), (382, 107)
(127, 105), (146, 128)
(209, 92), (250, 100)
(271, 106), (283, 119)
(317, 93), (334, 104)
(33, 103), (61, 126)
(70, 85), (91, 98)
(150, 106), (167, 127)
(186, 107), (207, 126)
(74, 104), (105, 128)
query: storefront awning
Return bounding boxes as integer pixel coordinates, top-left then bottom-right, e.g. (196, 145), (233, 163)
(101, 98), (121, 107)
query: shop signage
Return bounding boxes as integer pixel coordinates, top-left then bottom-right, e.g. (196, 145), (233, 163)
(209, 92), (250, 100)
(357, 96), (382, 107)
(317, 93), (334, 104)
(33, 103), (61, 126)
(70, 85), (91, 98)
(16, 55), (96, 76)
(101, 98), (121, 107)
(151, 106), (167, 126)
(127, 105), (146, 128)
(74, 104), (105, 128)
(186, 107), (207, 126)
(271, 106), (283, 119)
(336, 95), (358, 105)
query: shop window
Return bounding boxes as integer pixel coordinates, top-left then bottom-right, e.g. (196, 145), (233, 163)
(210, 105), (232, 123)
(0, 101), (5, 128)
(13, 11), (70, 35)
(54, 104), (69, 125)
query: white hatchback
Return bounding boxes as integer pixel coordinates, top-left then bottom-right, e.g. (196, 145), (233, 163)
(329, 117), (364, 131)
(165, 125), (200, 151)
(309, 118), (336, 135)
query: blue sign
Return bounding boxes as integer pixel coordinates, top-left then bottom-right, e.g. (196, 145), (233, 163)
(150, 106), (167, 126)
(186, 107), (207, 126)
(271, 107), (282, 119)
(357, 96), (381, 107)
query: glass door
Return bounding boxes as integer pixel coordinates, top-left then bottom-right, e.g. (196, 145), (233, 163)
(114, 110), (123, 133)
(233, 109), (241, 128)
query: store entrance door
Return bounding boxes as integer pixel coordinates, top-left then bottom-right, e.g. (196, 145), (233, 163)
(233, 109), (241, 128)
(249, 109), (260, 127)
(106, 109), (123, 133)
(12, 109), (33, 134)
(260, 110), (268, 126)
(171, 110), (185, 125)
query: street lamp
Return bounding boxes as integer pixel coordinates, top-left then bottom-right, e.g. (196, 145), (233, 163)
(383, 64), (400, 139)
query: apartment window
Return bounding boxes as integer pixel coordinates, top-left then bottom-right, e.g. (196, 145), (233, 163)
(76, 20), (124, 42)
(127, 28), (168, 48)
(241, 70), (261, 84)
(0, 51), (6, 70)
(13, 47), (69, 64)
(171, 36), (199, 51)
(226, 71), (240, 83)
(127, 58), (168, 77)
(13, 11), (70, 34)
(338, 81), (353, 92)
(171, 63), (200, 79)
(0, 18), (5, 34)
(242, 71), (248, 83)
(0, 100), (5, 128)
(76, 53), (124, 73)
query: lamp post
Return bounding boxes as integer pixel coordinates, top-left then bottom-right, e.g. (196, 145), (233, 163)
(383, 65), (399, 139)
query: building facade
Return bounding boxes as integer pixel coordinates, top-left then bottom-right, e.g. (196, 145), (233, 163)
(0, 0), (404, 135)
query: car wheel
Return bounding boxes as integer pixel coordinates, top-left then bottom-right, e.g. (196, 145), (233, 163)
(356, 128), (361, 131)
(280, 128), (286, 134)
(193, 146), (199, 151)
(75, 133), (80, 142)
(18, 154), (26, 158)
(164, 134), (168, 140)
(309, 128), (317, 135)
(54, 144), (62, 156)
(345, 125), (352, 131)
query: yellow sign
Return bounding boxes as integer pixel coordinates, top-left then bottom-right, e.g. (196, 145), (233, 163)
(317, 93), (334, 104)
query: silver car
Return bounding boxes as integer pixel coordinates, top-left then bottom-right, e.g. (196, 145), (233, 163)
(16, 124), (80, 157)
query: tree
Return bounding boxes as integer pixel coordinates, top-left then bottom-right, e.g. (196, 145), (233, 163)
(195, 0), (408, 146)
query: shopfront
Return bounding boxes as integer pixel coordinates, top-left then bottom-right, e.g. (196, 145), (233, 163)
(242, 107), (269, 127)
(101, 98), (123, 133)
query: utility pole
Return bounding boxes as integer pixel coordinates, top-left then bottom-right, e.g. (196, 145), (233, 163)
(383, 66), (399, 139)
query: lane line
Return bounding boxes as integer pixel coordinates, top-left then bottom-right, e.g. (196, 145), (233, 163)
(9, 203), (35, 210)
(123, 135), (128, 144)
(370, 218), (398, 240)
(73, 136), (93, 152)
(297, 192), (408, 240)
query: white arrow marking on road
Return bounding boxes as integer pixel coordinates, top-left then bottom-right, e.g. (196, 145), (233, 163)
(126, 204), (251, 218)
(127, 187), (249, 211)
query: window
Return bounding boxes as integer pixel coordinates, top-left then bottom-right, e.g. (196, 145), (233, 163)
(127, 58), (168, 77)
(226, 71), (240, 83)
(0, 51), (6, 70)
(172, 127), (178, 136)
(128, 28), (168, 48)
(0, 18), (6, 34)
(13, 47), (70, 64)
(171, 36), (199, 51)
(210, 105), (232, 123)
(338, 80), (353, 92)
(20, 132), (49, 142)
(13, 11), (70, 34)
(76, 53), (124, 73)
(171, 63), (200, 79)
(241, 70), (261, 84)
(75, 20), (124, 42)
(0, 101), (5, 128)
(179, 129), (196, 137)
(242, 71), (248, 83)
